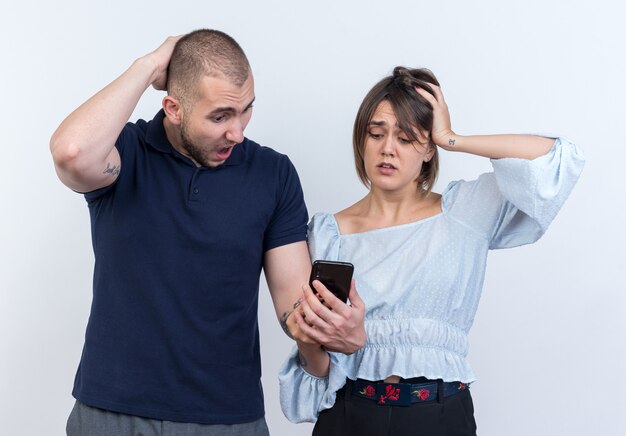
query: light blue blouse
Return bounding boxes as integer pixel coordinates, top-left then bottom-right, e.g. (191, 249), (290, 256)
(279, 137), (585, 423)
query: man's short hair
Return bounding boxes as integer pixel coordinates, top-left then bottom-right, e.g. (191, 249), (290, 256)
(167, 29), (250, 108)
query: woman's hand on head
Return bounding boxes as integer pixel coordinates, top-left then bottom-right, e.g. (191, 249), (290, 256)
(415, 84), (456, 151)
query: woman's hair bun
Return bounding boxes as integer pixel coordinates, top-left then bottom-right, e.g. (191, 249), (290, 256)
(391, 66), (439, 94)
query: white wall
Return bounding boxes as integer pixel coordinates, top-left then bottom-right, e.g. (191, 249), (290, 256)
(1, 1), (624, 435)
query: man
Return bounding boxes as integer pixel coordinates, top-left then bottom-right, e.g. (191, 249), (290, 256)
(51, 29), (365, 435)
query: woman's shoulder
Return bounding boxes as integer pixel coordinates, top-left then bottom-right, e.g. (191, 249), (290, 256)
(308, 212), (339, 235)
(440, 174), (498, 211)
(307, 212), (343, 260)
(332, 198), (371, 235)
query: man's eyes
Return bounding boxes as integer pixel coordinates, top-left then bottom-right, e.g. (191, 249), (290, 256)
(211, 107), (252, 123)
(212, 114), (228, 123)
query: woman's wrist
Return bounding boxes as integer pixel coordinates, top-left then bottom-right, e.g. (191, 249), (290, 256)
(296, 341), (330, 377)
(436, 134), (554, 159)
(434, 131), (460, 151)
(296, 340), (323, 354)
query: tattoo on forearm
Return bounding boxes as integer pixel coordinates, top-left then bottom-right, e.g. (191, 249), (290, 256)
(279, 298), (303, 339)
(291, 298), (303, 311)
(279, 318), (293, 339)
(297, 350), (308, 368)
(103, 162), (120, 176)
(448, 138), (456, 147)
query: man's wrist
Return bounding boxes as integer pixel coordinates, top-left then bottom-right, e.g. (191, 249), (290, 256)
(279, 310), (297, 339)
(279, 297), (303, 339)
(131, 56), (162, 89)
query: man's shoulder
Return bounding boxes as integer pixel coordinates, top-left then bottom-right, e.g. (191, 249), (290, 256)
(125, 113), (159, 136)
(117, 110), (166, 151)
(240, 138), (299, 174)
(242, 138), (286, 161)
(119, 109), (163, 135)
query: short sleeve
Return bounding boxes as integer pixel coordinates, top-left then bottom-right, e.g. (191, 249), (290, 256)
(83, 122), (138, 203)
(442, 137), (585, 249)
(263, 156), (309, 251)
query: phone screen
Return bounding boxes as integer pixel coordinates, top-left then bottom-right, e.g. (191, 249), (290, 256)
(309, 260), (354, 303)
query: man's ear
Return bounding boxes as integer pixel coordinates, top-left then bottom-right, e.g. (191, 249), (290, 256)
(162, 96), (183, 126)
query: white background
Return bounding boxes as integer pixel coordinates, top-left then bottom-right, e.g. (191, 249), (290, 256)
(1, 1), (625, 435)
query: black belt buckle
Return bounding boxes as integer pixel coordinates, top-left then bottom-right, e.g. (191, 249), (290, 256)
(376, 382), (412, 406)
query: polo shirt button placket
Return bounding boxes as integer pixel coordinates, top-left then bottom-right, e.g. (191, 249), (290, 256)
(189, 168), (202, 202)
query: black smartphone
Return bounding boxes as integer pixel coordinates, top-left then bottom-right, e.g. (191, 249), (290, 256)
(308, 260), (354, 303)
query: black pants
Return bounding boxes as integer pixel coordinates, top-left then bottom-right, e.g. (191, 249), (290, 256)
(313, 380), (477, 436)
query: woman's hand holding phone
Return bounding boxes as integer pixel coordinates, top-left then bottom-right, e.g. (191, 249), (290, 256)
(293, 279), (367, 355)
(284, 304), (320, 346)
(308, 260), (353, 303)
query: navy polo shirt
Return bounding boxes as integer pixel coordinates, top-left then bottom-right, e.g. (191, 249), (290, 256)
(74, 110), (308, 424)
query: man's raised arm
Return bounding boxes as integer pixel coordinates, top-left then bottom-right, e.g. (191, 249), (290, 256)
(50, 36), (180, 193)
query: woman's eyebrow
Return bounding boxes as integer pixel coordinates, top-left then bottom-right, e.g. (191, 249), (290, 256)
(368, 120), (387, 126)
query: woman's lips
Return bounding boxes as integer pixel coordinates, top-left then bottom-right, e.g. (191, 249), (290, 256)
(377, 162), (396, 175)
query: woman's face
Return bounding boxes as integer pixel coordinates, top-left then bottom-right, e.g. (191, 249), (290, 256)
(363, 100), (434, 194)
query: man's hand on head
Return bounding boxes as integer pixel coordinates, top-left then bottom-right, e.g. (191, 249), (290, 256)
(146, 35), (182, 91)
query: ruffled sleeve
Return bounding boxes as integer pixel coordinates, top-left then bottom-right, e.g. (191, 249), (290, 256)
(278, 346), (349, 423)
(442, 137), (585, 249)
(278, 346), (329, 423)
(307, 212), (342, 261)
(278, 213), (348, 423)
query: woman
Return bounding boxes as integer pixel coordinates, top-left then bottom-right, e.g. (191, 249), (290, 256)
(279, 67), (585, 435)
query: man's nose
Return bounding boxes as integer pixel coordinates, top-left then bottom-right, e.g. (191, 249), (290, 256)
(225, 119), (245, 144)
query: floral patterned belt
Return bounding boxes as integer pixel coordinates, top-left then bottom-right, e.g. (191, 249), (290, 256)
(349, 378), (469, 406)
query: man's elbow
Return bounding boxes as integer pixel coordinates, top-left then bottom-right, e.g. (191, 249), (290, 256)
(50, 132), (83, 170)
(49, 135), (98, 191)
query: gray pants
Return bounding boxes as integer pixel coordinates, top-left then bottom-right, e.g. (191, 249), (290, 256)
(66, 401), (270, 436)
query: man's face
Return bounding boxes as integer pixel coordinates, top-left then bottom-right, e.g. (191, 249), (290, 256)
(176, 74), (255, 168)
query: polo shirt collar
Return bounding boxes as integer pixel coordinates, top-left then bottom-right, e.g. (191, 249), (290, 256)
(145, 109), (246, 167)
